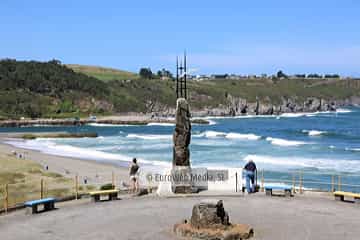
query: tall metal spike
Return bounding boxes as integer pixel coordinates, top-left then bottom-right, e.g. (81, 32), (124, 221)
(184, 51), (187, 99)
(176, 56), (179, 98)
(180, 59), (183, 98)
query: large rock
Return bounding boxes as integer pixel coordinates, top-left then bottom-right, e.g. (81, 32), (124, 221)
(174, 200), (254, 239)
(191, 200), (230, 229)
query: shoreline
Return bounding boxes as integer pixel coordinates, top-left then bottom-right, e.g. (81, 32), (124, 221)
(0, 107), (351, 128)
(0, 136), (131, 188)
(0, 115), (210, 128)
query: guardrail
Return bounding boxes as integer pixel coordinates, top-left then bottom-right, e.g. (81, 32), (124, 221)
(256, 169), (360, 193)
(0, 171), (122, 214)
(2, 169), (360, 214)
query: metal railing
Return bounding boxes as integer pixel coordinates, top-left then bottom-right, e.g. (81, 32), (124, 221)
(0, 171), (124, 214)
(2, 169), (360, 214)
(257, 169), (360, 194)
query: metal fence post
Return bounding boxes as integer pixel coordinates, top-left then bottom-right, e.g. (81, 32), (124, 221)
(260, 170), (264, 192)
(75, 174), (79, 200)
(299, 171), (303, 194)
(338, 175), (341, 192)
(40, 179), (44, 199)
(331, 175), (335, 192)
(292, 173), (296, 194)
(4, 184), (8, 214)
(235, 172), (238, 192)
(112, 171), (115, 188)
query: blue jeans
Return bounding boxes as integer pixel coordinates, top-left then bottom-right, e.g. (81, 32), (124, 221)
(245, 170), (255, 193)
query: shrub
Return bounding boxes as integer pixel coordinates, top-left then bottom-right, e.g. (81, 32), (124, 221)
(100, 183), (115, 190)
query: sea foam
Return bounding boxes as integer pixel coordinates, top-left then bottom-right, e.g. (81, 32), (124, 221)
(194, 131), (261, 140)
(266, 137), (308, 146)
(126, 134), (172, 140)
(87, 123), (136, 127)
(147, 122), (175, 126)
(302, 130), (327, 136)
(6, 139), (171, 168)
(244, 154), (360, 172)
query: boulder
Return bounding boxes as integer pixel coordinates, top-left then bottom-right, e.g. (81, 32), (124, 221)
(174, 200), (254, 240)
(191, 200), (230, 229)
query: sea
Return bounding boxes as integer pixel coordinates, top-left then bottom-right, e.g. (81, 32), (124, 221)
(1, 107), (360, 192)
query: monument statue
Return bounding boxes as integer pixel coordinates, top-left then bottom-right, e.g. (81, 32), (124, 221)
(173, 98), (191, 167)
(171, 52), (194, 193)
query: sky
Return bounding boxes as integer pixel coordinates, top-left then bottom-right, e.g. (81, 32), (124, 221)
(1, 0), (359, 76)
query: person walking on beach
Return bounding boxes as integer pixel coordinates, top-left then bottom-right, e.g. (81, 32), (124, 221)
(244, 159), (257, 193)
(129, 158), (140, 193)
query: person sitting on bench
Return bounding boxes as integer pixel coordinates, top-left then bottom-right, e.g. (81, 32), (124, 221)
(244, 159), (257, 193)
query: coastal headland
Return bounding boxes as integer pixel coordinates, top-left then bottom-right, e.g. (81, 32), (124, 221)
(0, 60), (359, 122)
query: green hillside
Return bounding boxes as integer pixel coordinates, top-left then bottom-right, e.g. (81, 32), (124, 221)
(0, 60), (359, 119)
(67, 64), (139, 81)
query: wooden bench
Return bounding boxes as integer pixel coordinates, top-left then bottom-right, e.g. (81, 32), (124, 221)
(265, 185), (292, 197)
(334, 191), (360, 203)
(89, 189), (119, 202)
(24, 198), (56, 214)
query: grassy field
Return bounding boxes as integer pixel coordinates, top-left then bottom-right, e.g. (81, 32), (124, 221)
(0, 152), (89, 209)
(67, 64), (139, 81)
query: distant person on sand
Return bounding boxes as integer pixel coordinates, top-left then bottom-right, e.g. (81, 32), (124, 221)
(244, 159), (257, 193)
(129, 158), (140, 193)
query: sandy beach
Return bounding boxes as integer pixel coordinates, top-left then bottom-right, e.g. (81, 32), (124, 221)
(0, 133), (131, 189)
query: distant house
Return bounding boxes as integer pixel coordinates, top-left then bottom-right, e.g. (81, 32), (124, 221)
(195, 75), (210, 81)
(211, 74), (228, 79)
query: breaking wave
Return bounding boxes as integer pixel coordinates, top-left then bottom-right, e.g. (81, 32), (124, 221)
(194, 131), (261, 140)
(302, 130), (327, 136)
(126, 134), (172, 140)
(244, 155), (360, 172)
(266, 137), (308, 147)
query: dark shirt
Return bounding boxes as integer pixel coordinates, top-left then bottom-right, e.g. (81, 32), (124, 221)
(129, 163), (139, 176)
(244, 161), (257, 172)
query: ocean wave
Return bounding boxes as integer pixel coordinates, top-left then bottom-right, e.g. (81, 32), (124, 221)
(244, 154), (360, 172)
(94, 143), (171, 151)
(280, 113), (308, 118)
(302, 130), (327, 136)
(6, 139), (171, 167)
(225, 133), (261, 140)
(266, 137), (308, 146)
(345, 147), (360, 152)
(126, 134), (172, 140)
(194, 131), (227, 138)
(147, 122), (175, 126)
(336, 108), (352, 113)
(207, 120), (217, 125)
(194, 131), (261, 140)
(87, 123), (136, 127)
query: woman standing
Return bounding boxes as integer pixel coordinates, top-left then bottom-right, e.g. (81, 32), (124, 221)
(129, 158), (140, 193)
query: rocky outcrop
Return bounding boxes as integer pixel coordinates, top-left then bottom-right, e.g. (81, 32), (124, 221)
(202, 94), (342, 117)
(191, 200), (230, 228)
(174, 200), (254, 240)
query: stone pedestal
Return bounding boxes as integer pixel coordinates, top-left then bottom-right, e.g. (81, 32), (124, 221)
(174, 200), (254, 240)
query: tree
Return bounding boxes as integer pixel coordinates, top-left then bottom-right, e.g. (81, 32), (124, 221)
(139, 68), (153, 79)
(277, 70), (288, 79)
(325, 74), (340, 78)
(295, 74), (306, 78)
(307, 74), (322, 78)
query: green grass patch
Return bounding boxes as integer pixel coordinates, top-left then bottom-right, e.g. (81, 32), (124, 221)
(67, 64), (139, 81)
